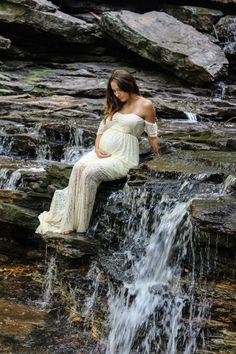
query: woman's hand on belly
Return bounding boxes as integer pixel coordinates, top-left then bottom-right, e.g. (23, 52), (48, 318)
(95, 147), (111, 159)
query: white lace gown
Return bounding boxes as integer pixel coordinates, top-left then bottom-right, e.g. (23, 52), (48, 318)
(36, 112), (158, 234)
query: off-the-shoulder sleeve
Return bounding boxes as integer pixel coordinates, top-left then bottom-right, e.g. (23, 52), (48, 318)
(144, 120), (158, 137)
(97, 120), (106, 135)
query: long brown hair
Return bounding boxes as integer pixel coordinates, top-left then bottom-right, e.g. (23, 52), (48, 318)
(104, 69), (140, 120)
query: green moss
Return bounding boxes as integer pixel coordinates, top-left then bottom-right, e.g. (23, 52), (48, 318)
(187, 6), (223, 16)
(21, 69), (53, 84)
(167, 132), (212, 143)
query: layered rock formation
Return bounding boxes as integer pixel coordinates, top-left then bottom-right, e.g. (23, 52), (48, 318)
(0, 0), (235, 85)
(0, 0), (236, 353)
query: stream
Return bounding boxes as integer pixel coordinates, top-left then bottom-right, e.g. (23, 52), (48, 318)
(0, 46), (236, 353)
(1, 156), (235, 353)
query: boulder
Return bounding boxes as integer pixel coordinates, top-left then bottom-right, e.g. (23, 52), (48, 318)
(101, 10), (229, 85)
(0, 0), (97, 44)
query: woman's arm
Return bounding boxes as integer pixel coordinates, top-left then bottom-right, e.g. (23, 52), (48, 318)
(95, 120), (111, 158)
(148, 136), (160, 157)
(95, 134), (111, 158)
(144, 101), (160, 157)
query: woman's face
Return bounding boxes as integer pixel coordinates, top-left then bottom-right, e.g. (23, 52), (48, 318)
(111, 80), (130, 102)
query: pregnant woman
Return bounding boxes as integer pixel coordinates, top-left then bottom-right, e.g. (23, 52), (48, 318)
(36, 69), (160, 235)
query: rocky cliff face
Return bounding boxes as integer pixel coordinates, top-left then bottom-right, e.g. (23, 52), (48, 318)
(0, 1), (236, 353)
(1, 0), (236, 84)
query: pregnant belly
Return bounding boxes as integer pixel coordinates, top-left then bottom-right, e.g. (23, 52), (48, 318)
(99, 130), (123, 154)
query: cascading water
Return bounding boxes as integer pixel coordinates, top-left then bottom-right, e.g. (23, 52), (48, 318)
(185, 112), (197, 122)
(40, 255), (57, 309)
(105, 185), (208, 354)
(83, 263), (102, 322)
(62, 126), (90, 163)
(223, 174), (236, 192)
(0, 167), (45, 190)
(0, 168), (9, 188)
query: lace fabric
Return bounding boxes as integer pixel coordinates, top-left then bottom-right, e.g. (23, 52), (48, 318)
(97, 120), (107, 135)
(144, 121), (158, 137)
(36, 112), (159, 235)
(36, 161), (110, 234)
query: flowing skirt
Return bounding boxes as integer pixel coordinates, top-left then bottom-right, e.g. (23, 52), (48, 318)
(36, 129), (139, 234)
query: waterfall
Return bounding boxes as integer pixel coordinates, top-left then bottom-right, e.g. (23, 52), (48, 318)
(185, 112), (197, 122)
(105, 187), (208, 354)
(62, 126), (90, 163)
(0, 168), (9, 188)
(223, 174), (236, 192)
(0, 168), (21, 190)
(73, 127), (84, 147)
(36, 143), (52, 161)
(83, 263), (102, 322)
(0, 167), (45, 190)
(0, 135), (14, 156)
(5, 170), (22, 189)
(214, 81), (226, 99)
(223, 17), (236, 55)
(40, 256), (57, 309)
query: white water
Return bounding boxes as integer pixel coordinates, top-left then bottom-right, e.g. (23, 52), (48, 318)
(214, 81), (226, 99)
(223, 18), (236, 55)
(83, 263), (102, 322)
(223, 174), (236, 192)
(0, 166), (45, 190)
(62, 127), (90, 164)
(185, 112), (197, 122)
(40, 256), (57, 309)
(0, 168), (8, 188)
(106, 188), (207, 354)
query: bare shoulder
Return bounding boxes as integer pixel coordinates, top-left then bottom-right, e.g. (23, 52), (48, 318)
(138, 97), (154, 108)
(138, 97), (156, 122)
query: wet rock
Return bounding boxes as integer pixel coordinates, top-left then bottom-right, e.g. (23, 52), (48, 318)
(144, 151), (236, 178)
(1, 61), (236, 124)
(0, 190), (25, 204)
(0, 202), (38, 230)
(0, 298), (45, 338)
(190, 195), (236, 280)
(45, 163), (71, 188)
(30, 76), (107, 97)
(38, 232), (99, 258)
(101, 10), (228, 85)
(191, 196), (236, 239)
(159, 5), (223, 33)
(191, 280), (236, 353)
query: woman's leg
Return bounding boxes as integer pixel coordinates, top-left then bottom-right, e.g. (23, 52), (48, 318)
(76, 164), (108, 233)
(60, 161), (87, 233)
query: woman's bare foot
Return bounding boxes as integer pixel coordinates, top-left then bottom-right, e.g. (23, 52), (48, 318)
(63, 230), (73, 235)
